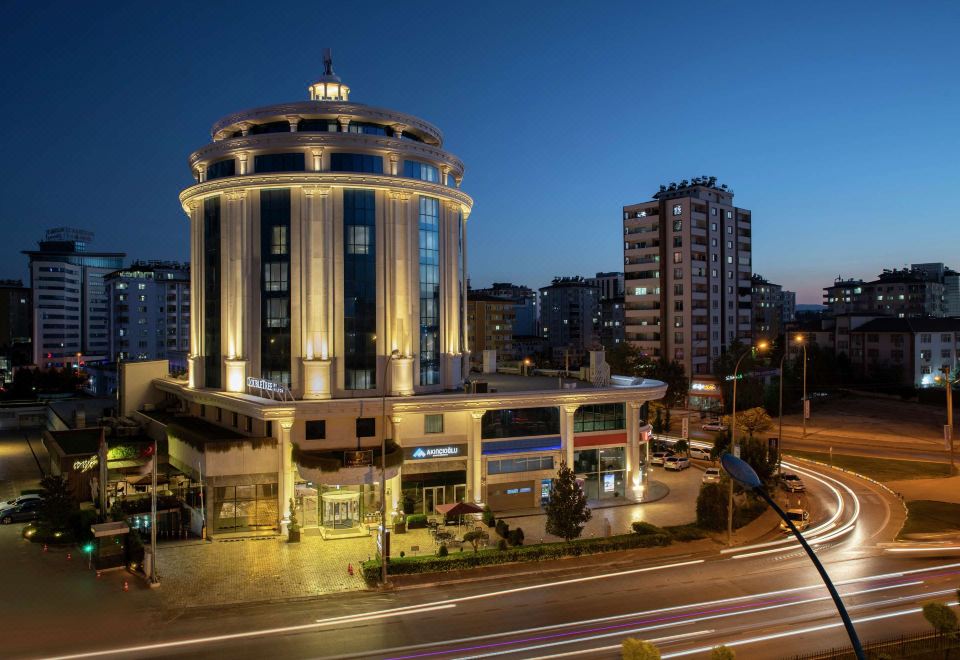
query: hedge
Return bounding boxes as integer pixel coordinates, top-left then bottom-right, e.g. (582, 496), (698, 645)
(406, 514), (428, 529)
(362, 531), (672, 582)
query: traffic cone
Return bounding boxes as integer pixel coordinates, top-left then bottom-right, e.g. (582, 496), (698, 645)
(66, 552), (72, 561)
(123, 580), (129, 592)
(347, 563), (354, 576)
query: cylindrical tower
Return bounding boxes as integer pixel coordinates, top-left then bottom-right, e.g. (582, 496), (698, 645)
(180, 55), (473, 399)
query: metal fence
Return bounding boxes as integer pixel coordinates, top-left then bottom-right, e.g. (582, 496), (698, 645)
(788, 630), (960, 659)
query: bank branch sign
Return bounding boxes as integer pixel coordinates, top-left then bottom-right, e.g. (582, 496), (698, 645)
(405, 444), (467, 460)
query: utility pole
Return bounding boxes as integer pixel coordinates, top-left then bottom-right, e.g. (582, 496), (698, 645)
(943, 366), (955, 474)
(150, 436), (159, 585)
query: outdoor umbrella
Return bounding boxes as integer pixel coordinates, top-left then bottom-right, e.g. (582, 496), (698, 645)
(435, 501), (484, 535)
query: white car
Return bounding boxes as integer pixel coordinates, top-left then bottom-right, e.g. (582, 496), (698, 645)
(702, 467), (722, 484)
(701, 421), (728, 432)
(779, 508), (810, 532)
(689, 447), (711, 460)
(780, 473), (806, 492)
(664, 456), (690, 471)
(650, 451), (672, 466)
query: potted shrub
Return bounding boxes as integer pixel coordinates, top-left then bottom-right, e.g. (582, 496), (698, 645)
(287, 498), (301, 543)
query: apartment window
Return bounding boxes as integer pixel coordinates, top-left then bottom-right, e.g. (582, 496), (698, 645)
(711, 238), (717, 247)
(942, 334), (953, 343)
(711, 269), (718, 277)
(306, 420), (326, 440)
(920, 350), (931, 361)
(711, 222), (718, 231)
(727, 286), (734, 294)
(726, 226), (732, 234)
(673, 219), (682, 232)
(346, 225), (371, 255)
(634, 287), (647, 295)
(674, 315), (683, 328)
(424, 414), (444, 434)
(673, 251), (682, 264)
(673, 236), (683, 248)
(920, 334), (931, 343)
(271, 226), (288, 255)
(711, 254), (718, 262)
(356, 418), (376, 437)
(674, 284), (683, 295)
(866, 334), (879, 342)
(711, 208), (717, 216)
(673, 205), (682, 216)
(263, 262), (289, 292)
(726, 211), (732, 219)
(673, 267), (683, 279)
(921, 365), (932, 375)
(941, 349), (952, 359)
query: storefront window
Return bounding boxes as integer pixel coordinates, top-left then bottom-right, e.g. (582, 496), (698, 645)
(574, 403), (625, 432)
(573, 447), (626, 501)
(482, 407), (560, 439)
(212, 483), (278, 533)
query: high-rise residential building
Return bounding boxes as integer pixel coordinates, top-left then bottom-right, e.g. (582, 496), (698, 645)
(106, 261), (190, 370)
(751, 274), (784, 342)
(623, 177), (753, 379)
(474, 282), (538, 336)
(781, 290), (797, 324)
(466, 292), (516, 365)
(128, 56), (665, 537)
(24, 228), (125, 367)
(587, 272), (624, 301)
(539, 276), (600, 365)
(824, 264), (951, 318)
(599, 295), (625, 349)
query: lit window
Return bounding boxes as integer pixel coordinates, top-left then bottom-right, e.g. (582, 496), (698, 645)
(271, 226), (288, 255)
(347, 225), (371, 255)
(673, 205), (682, 216)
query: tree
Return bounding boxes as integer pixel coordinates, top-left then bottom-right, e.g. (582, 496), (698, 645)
(722, 407), (773, 440)
(652, 406), (663, 434)
(653, 359), (689, 409)
(664, 408), (672, 433)
(39, 474), (76, 531)
(606, 343), (657, 378)
(674, 440), (688, 457)
(622, 638), (660, 660)
(922, 602), (957, 643)
(463, 529), (489, 553)
(545, 462), (591, 541)
(710, 646), (736, 660)
(711, 428), (731, 460)
(696, 482), (728, 531)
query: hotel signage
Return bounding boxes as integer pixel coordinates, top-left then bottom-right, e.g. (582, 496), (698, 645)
(404, 444), (468, 460)
(246, 377), (294, 401)
(343, 450), (373, 468)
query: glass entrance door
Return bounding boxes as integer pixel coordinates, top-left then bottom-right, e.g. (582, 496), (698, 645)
(453, 484), (467, 503)
(423, 486), (445, 514)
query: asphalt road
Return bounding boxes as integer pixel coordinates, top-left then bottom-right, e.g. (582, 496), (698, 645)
(14, 458), (957, 660)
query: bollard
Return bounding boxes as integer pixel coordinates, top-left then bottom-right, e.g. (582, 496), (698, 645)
(347, 563), (354, 576)
(123, 580), (129, 592)
(43, 544), (48, 553)
(96, 570), (102, 579)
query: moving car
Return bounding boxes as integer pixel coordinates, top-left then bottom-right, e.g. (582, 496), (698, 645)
(650, 451), (673, 466)
(701, 421), (728, 432)
(664, 456), (690, 471)
(779, 508), (810, 532)
(702, 467), (722, 484)
(3, 494), (42, 507)
(689, 446), (711, 460)
(0, 498), (42, 524)
(780, 473), (806, 492)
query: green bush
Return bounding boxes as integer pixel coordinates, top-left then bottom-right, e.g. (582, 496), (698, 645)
(482, 505), (495, 528)
(664, 524), (709, 542)
(495, 518), (509, 538)
(437, 543), (449, 557)
(507, 527), (524, 547)
(361, 531), (673, 582)
(406, 514), (428, 529)
(631, 521), (667, 536)
(497, 539), (508, 551)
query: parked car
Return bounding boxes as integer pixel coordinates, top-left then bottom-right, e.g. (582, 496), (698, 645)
(650, 451), (674, 466)
(702, 467), (722, 484)
(0, 498), (43, 524)
(664, 456), (690, 471)
(779, 508), (810, 532)
(689, 446), (711, 461)
(3, 494), (42, 508)
(780, 473), (806, 492)
(701, 421), (728, 432)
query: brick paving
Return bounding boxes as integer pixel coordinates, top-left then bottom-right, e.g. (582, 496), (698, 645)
(154, 466), (707, 607)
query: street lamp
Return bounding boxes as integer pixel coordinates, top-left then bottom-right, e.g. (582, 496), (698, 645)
(777, 335), (788, 473)
(934, 366), (956, 474)
(727, 341), (768, 546)
(720, 453), (865, 660)
(380, 348), (401, 585)
(795, 334), (808, 438)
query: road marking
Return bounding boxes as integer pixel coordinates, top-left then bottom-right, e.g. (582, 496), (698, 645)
(496, 630), (715, 659)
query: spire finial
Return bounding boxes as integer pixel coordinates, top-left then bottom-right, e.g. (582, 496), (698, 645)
(323, 48), (334, 76)
(309, 48), (350, 101)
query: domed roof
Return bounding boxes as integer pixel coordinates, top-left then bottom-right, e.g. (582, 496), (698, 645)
(309, 49), (350, 102)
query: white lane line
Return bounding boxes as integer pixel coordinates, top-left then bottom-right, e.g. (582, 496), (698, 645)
(513, 630), (715, 660)
(660, 600), (960, 658)
(43, 604), (457, 660)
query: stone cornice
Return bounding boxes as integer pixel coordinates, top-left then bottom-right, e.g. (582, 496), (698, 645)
(210, 101), (443, 145)
(180, 173), (473, 216)
(153, 378), (666, 419)
(188, 132), (465, 175)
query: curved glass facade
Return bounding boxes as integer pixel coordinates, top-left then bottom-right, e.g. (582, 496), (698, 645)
(343, 189), (377, 390)
(207, 158), (236, 181)
(254, 153), (306, 173)
(329, 153), (383, 174)
(260, 189), (292, 387)
(482, 408), (560, 439)
(203, 197), (221, 389)
(404, 160), (439, 183)
(418, 196), (440, 385)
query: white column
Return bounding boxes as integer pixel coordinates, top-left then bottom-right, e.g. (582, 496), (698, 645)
(278, 419), (295, 531)
(286, 115), (300, 132)
(627, 401), (642, 497)
(388, 415), (403, 515)
(302, 187), (333, 398)
(187, 202), (203, 388)
(560, 404), (579, 467)
(237, 152), (248, 175)
(468, 410), (485, 503)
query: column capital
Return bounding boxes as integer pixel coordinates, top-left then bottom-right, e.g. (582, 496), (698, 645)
(225, 190), (247, 202)
(285, 114), (301, 129)
(337, 116), (351, 131)
(561, 403), (580, 414)
(389, 190), (411, 201)
(237, 122), (251, 136)
(627, 400), (643, 410)
(187, 201), (199, 213)
(391, 123), (407, 138)
(469, 410), (486, 420)
(390, 414), (403, 424)
(303, 186), (331, 198)
(279, 419), (295, 431)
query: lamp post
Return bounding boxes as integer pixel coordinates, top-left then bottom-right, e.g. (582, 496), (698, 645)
(936, 366), (956, 474)
(380, 348), (401, 585)
(727, 341), (767, 546)
(720, 453), (865, 660)
(777, 335), (788, 473)
(797, 335), (808, 438)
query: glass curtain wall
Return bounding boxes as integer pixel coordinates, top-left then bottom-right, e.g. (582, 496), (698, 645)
(418, 196), (440, 385)
(573, 447), (626, 500)
(212, 483), (279, 532)
(260, 189), (291, 387)
(203, 197), (221, 388)
(343, 189), (377, 389)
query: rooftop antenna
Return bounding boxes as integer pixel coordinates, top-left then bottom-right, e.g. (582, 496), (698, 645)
(323, 48), (334, 76)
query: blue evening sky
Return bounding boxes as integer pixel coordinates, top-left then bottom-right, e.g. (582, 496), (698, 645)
(1, 0), (958, 303)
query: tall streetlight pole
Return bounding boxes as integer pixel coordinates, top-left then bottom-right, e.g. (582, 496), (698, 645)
(777, 335), (788, 473)
(798, 335), (808, 438)
(380, 348), (400, 585)
(727, 341), (768, 546)
(937, 366), (956, 474)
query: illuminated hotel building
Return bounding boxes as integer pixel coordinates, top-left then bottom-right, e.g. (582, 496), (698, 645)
(136, 55), (665, 539)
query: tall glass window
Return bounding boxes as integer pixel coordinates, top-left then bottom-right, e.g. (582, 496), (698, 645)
(254, 153), (305, 173)
(330, 153), (383, 174)
(343, 189), (377, 389)
(203, 197), (221, 388)
(419, 196), (440, 385)
(574, 403), (626, 432)
(403, 160), (439, 182)
(260, 189), (291, 387)
(206, 159), (236, 181)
